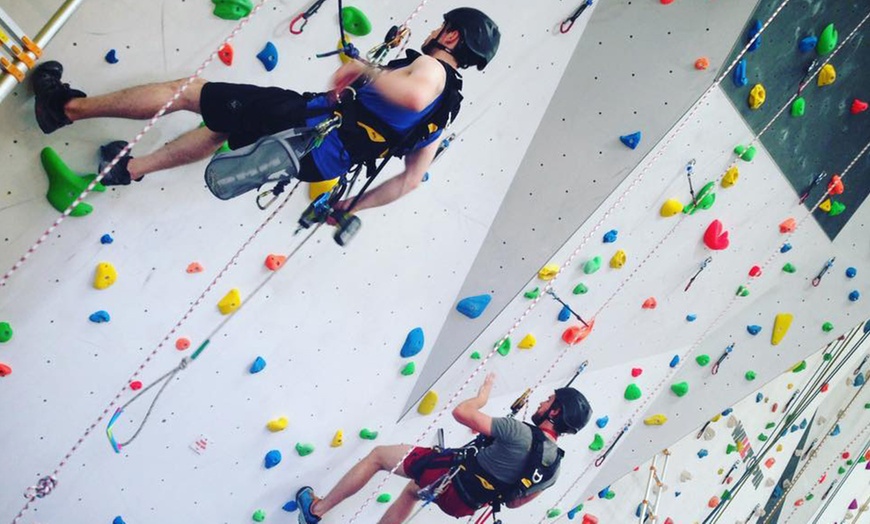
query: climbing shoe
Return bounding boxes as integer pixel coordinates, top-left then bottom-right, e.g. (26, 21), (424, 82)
(98, 141), (135, 186)
(31, 61), (86, 134)
(295, 486), (322, 524)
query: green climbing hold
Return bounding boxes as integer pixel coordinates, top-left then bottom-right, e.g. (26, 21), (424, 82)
(721, 489), (731, 501)
(572, 283), (588, 295)
(696, 354), (711, 367)
(670, 381), (689, 397)
(683, 181), (717, 214)
(791, 97), (806, 117)
(624, 383), (642, 401)
(295, 443), (315, 456)
(359, 428), (378, 440)
(589, 433), (604, 451)
(824, 353), (833, 361)
(212, 0), (252, 20)
(726, 443), (737, 454)
(782, 263), (796, 273)
(837, 466), (846, 474)
(736, 285), (750, 297)
(377, 493), (392, 503)
(340, 6), (372, 36)
(758, 434), (768, 441)
(252, 509), (266, 522)
(765, 422), (776, 429)
(864, 402), (870, 409)
(0, 322), (12, 343)
(524, 287), (541, 299)
(846, 459), (853, 466)
(583, 256), (602, 275)
(604, 490), (615, 500)
(546, 508), (562, 518)
(822, 322), (834, 332)
(829, 201), (846, 217)
(805, 493), (814, 501)
(496, 338), (511, 357)
(470, 351), (481, 360)
(734, 144), (757, 162)
(217, 141), (231, 154)
(792, 360), (807, 373)
(401, 362), (416, 376)
(41, 147), (106, 217)
(745, 370), (757, 381)
(816, 23), (838, 55)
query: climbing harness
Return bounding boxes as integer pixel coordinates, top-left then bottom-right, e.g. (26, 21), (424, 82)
(684, 256), (713, 292)
(560, 0), (593, 34)
(710, 342), (735, 375)
(545, 289), (590, 326)
(811, 257), (835, 287)
(290, 0), (328, 35)
(798, 171), (827, 205)
(594, 423), (630, 467)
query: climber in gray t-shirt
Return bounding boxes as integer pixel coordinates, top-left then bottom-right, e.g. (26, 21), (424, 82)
(475, 416), (561, 491)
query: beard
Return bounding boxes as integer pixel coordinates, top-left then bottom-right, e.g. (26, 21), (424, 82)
(531, 409), (548, 427)
(421, 39), (439, 56)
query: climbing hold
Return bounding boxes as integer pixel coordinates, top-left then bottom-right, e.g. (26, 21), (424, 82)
(583, 257), (602, 275)
(642, 297), (657, 310)
(497, 337), (512, 356)
(89, 310), (111, 323)
(538, 263), (560, 280)
(827, 175), (844, 195)
(671, 382), (689, 397)
(456, 294), (492, 319)
(562, 321), (594, 345)
(602, 229), (618, 243)
(609, 250), (627, 269)
(340, 6), (372, 36)
(113, 517), (126, 524)
(846, 267), (857, 278)
(792, 361), (807, 373)
(694, 57), (710, 70)
(782, 263), (796, 274)
(736, 285), (750, 297)
(708, 496), (720, 508)
(267, 416), (288, 432)
(748, 84), (766, 110)
(721, 166), (739, 188)
(264, 254), (286, 271)
(217, 43), (234, 66)
(745, 370), (757, 381)
(747, 325), (762, 336)
(679, 471), (693, 482)
(852, 99), (869, 115)
(589, 433), (604, 451)
(733, 58), (748, 87)
(596, 416), (609, 428)
(359, 428), (379, 440)
(746, 19), (762, 51)
(660, 198), (684, 217)
(558, 306), (571, 322)
(567, 505), (584, 520)
(175, 337), (191, 351)
(252, 509), (266, 523)
(186, 262), (204, 273)
(798, 36), (817, 53)
(372, 493), (390, 503)
(524, 287), (540, 299)
(624, 383), (642, 401)
(791, 97), (806, 117)
(726, 443), (737, 455)
(644, 414), (667, 426)
(0, 322), (12, 343)
(683, 181), (717, 215)
(295, 443), (315, 456)
(330, 430), (343, 448)
(41, 147), (107, 217)
(686, 314), (697, 322)
(816, 23), (838, 55)
(669, 355), (680, 368)
(703, 220), (730, 250)
(734, 144), (757, 162)
(779, 218), (796, 233)
(400, 328), (424, 358)
(218, 288), (243, 315)
(93, 262), (118, 290)
(820, 382), (830, 392)
(400, 362), (416, 376)
(696, 354), (710, 366)
(749, 265), (762, 278)
(418, 391), (438, 415)
(518, 334), (537, 350)
(619, 131), (642, 150)
(697, 449), (709, 458)
(848, 290), (860, 302)
(129, 381), (142, 390)
(470, 351), (481, 360)
(256, 41), (279, 72)
(105, 49), (119, 64)
(772, 313), (794, 346)
(817, 64), (836, 87)
(212, 0), (252, 20)
(265, 449), (282, 469)
(855, 374), (866, 387)
(822, 322), (834, 332)
(546, 508), (562, 518)
(250, 356), (266, 374)
(756, 392), (764, 402)
(781, 243), (792, 253)
(830, 424), (840, 436)
(631, 368), (643, 378)
(829, 201), (846, 216)
(282, 500), (298, 512)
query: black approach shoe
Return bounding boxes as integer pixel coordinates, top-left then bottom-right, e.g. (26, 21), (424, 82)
(31, 60), (87, 134)
(98, 141), (135, 186)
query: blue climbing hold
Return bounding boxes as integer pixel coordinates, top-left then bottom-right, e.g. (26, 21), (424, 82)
(113, 517), (125, 524)
(400, 327), (425, 358)
(855, 373), (866, 387)
(798, 36), (818, 53)
(772, 484), (783, 500)
(747, 20), (763, 52)
(567, 505), (582, 519)
(456, 294), (492, 319)
(756, 392), (763, 403)
(721, 408), (733, 417)
(635, 503), (643, 518)
(603, 229), (618, 243)
(698, 448), (708, 459)
(747, 325), (762, 335)
(250, 356), (266, 374)
(799, 418), (807, 429)
(845, 267), (857, 278)
(669, 355), (680, 368)
(89, 310), (110, 323)
(596, 416), (609, 429)
(830, 424), (840, 436)
(105, 49), (119, 64)
(686, 314), (697, 322)
(265, 449), (282, 469)
(790, 424), (799, 433)
(675, 491), (681, 497)
(100, 233), (114, 244)
(780, 243), (792, 253)
(619, 131), (642, 150)
(558, 305), (571, 322)
(733, 58), (748, 87)
(848, 290), (860, 302)
(257, 41), (279, 72)
(282, 500), (299, 512)
(422, 172), (430, 182)
(597, 485), (611, 499)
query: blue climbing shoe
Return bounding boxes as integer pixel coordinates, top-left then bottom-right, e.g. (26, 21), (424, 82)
(296, 486), (322, 524)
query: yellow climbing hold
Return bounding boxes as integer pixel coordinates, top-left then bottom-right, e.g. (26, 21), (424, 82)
(538, 264), (560, 281)
(771, 313), (794, 346)
(418, 390), (438, 415)
(93, 262), (117, 290)
(737, 440), (745, 453)
(218, 288), (243, 315)
(818, 64), (836, 87)
(609, 249), (627, 269)
(266, 416), (288, 432)
(331, 430), (344, 448)
(309, 178), (339, 201)
(660, 198), (684, 217)
(711, 414), (722, 422)
(721, 166), (739, 188)
(748, 84), (766, 110)
(776, 444), (783, 452)
(338, 35), (353, 64)
(644, 414), (668, 426)
(518, 334), (537, 350)
(819, 199), (832, 212)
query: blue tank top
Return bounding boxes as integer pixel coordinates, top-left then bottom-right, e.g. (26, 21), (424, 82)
(305, 84), (443, 181)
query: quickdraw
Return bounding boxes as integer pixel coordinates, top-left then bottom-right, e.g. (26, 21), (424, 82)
(811, 257), (835, 287)
(367, 24), (411, 65)
(721, 460), (740, 485)
(798, 170), (827, 205)
(685, 256), (713, 291)
(711, 342), (735, 375)
(594, 423), (630, 467)
(290, 0), (328, 35)
(560, 0), (593, 34)
(545, 289), (590, 327)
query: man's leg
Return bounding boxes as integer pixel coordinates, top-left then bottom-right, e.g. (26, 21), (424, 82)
(127, 126), (228, 180)
(65, 78), (206, 122)
(378, 481), (422, 524)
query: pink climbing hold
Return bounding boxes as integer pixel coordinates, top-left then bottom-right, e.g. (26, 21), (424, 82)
(779, 218), (796, 234)
(631, 367), (643, 377)
(851, 99), (868, 115)
(130, 380), (143, 390)
(186, 262), (204, 274)
(176, 337), (191, 351)
(642, 297), (657, 309)
(703, 220), (730, 250)
(749, 266), (762, 277)
(849, 499), (859, 510)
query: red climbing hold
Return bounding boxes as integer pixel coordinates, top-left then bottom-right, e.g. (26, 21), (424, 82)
(749, 266), (762, 277)
(186, 262), (204, 274)
(704, 220), (730, 250)
(660, 0), (675, 4)
(631, 367), (643, 377)
(265, 254), (287, 271)
(694, 57), (710, 70)
(820, 383), (829, 392)
(642, 297), (657, 309)
(779, 218), (796, 234)
(582, 515), (599, 524)
(0, 362), (11, 377)
(827, 174), (844, 195)
(851, 99), (868, 115)
(664, 519), (674, 524)
(771, 402), (778, 412)
(176, 337), (191, 351)
(842, 451), (850, 459)
(218, 43), (234, 66)
(562, 319), (595, 345)
(130, 380), (143, 390)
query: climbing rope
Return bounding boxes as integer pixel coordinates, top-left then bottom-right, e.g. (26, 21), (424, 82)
(0, 0), (272, 291)
(802, 433), (870, 524)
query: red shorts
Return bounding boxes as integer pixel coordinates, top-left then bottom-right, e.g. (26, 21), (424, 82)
(403, 447), (478, 518)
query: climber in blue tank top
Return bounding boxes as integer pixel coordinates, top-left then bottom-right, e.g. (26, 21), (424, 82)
(30, 7), (500, 216)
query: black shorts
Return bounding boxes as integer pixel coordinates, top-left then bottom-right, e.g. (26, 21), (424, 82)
(200, 82), (324, 182)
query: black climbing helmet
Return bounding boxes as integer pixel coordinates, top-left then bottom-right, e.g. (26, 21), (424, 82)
(551, 388), (592, 435)
(442, 7), (500, 70)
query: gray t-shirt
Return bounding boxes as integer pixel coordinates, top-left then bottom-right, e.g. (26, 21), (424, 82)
(474, 417), (561, 490)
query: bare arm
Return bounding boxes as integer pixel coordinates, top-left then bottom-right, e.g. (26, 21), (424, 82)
(331, 56), (446, 111)
(452, 373), (496, 437)
(505, 491), (542, 509)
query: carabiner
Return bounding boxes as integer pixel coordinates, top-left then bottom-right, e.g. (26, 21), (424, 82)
(289, 0), (328, 35)
(560, 0), (593, 34)
(711, 343), (735, 375)
(811, 257), (835, 287)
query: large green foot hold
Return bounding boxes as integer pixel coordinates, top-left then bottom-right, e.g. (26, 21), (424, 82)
(212, 0), (252, 20)
(40, 147), (105, 217)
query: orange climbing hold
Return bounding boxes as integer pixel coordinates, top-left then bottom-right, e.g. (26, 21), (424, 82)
(708, 496), (720, 508)
(764, 458), (775, 468)
(694, 57), (710, 70)
(218, 43), (234, 66)
(562, 319), (594, 345)
(0, 362), (11, 377)
(176, 337), (191, 350)
(642, 297), (657, 309)
(779, 218), (796, 234)
(186, 262), (204, 274)
(827, 175), (844, 195)
(265, 254), (287, 271)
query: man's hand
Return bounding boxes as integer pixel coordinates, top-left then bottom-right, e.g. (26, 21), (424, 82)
(331, 60), (370, 93)
(478, 373), (496, 400)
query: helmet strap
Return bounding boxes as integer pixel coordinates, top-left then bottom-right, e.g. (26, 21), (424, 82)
(422, 26), (460, 63)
